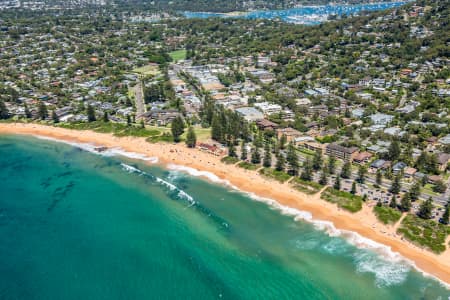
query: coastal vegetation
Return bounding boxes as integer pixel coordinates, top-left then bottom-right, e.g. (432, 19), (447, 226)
(291, 177), (323, 195)
(321, 187), (363, 213)
(57, 121), (162, 138)
(221, 156), (240, 165)
(237, 161), (259, 170)
(373, 205), (402, 225)
(397, 214), (450, 254)
(259, 167), (292, 183)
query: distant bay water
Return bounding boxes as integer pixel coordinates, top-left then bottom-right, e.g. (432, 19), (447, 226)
(0, 134), (448, 299)
(184, 2), (408, 25)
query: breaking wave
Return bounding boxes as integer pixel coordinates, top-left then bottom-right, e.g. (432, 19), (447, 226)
(162, 163), (450, 289)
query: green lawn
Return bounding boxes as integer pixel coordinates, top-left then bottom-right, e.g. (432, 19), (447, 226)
(320, 187), (363, 213)
(259, 168), (292, 183)
(132, 64), (160, 76)
(169, 50), (187, 61)
(57, 121), (162, 138)
(423, 184), (441, 196)
(181, 127), (210, 141)
(397, 214), (450, 254)
(373, 205), (402, 225)
(221, 156), (240, 165)
(291, 177), (323, 195)
(237, 161), (259, 170)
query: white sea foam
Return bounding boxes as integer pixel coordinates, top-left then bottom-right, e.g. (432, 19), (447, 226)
(161, 164), (450, 288)
(34, 135), (158, 163)
(167, 164), (233, 186)
(31, 138), (450, 289)
(120, 162), (195, 204)
(120, 163), (145, 175)
(353, 251), (410, 288)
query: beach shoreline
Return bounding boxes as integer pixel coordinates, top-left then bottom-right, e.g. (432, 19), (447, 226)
(1, 122), (449, 287)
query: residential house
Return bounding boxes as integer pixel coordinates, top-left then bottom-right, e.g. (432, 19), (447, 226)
(255, 119), (279, 131)
(369, 159), (391, 173)
(392, 162), (407, 174)
(369, 113), (394, 126)
(353, 151), (373, 164)
(437, 153), (450, 172)
(403, 167), (417, 179)
(235, 107), (264, 122)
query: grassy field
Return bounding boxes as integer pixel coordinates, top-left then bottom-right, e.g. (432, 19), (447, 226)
(237, 161), (259, 170)
(57, 121), (162, 138)
(291, 178), (323, 195)
(321, 187), (363, 213)
(132, 64), (160, 76)
(373, 205), (402, 225)
(221, 156), (240, 165)
(146, 132), (174, 143)
(397, 214), (450, 254)
(259, 168), (292, 183)
(169, 49), (187, 61)
(182, 127), (211, 141)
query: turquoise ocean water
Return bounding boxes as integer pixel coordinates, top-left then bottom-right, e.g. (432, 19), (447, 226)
(0, 134), (448, 299)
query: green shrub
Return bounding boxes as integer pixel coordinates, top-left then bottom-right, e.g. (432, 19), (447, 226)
(373, 206), (402, 224)
(259, 168), (292, 183)
(320, 187), (363, 213)
(397, 214), (450, 254)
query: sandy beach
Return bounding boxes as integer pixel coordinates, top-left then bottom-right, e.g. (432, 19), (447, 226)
(1, 122), (450, 286)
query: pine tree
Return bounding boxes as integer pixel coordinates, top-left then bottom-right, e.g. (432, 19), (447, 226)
(0, 101), (9, 119)
(228, 142), (237, 158)
(318, 167), (328, 185)
(87, 105), (96, 122)
(357, 165), (367, 183)
(351, 181), (357, 194)
(240, 141), (248, 161)
(389, 195), (397, 209)
(263, 142), (271, 168)
(38, 102), (48, 120)
(211, 115), (223, 143)
(275, 154), (285, 172)
(312, 150), (323, 171)
(400, 193), (411, 212)
(103, 111), (109, 122)
(333, 175), (341, 190)
(417, 197), (433, 220)
(52, 110), (59, 123)
(279, 134), (287, 150)
(300, 158), (313, 181)
(388, 140), (401, 161)
(185, 126), (197, 148)
(171, 116), (185, 143)
(440, 202), (449, 225)
(340, 161), (351, 179)
(389, 174), (401, 194)
(251, 147), (261, 164)
(409, 181), (421, 201)
(286, 143), (299, 175)
(24, 103), (32, 118)
(328, 156), (336, 174)
(375, 170), (382, 187)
